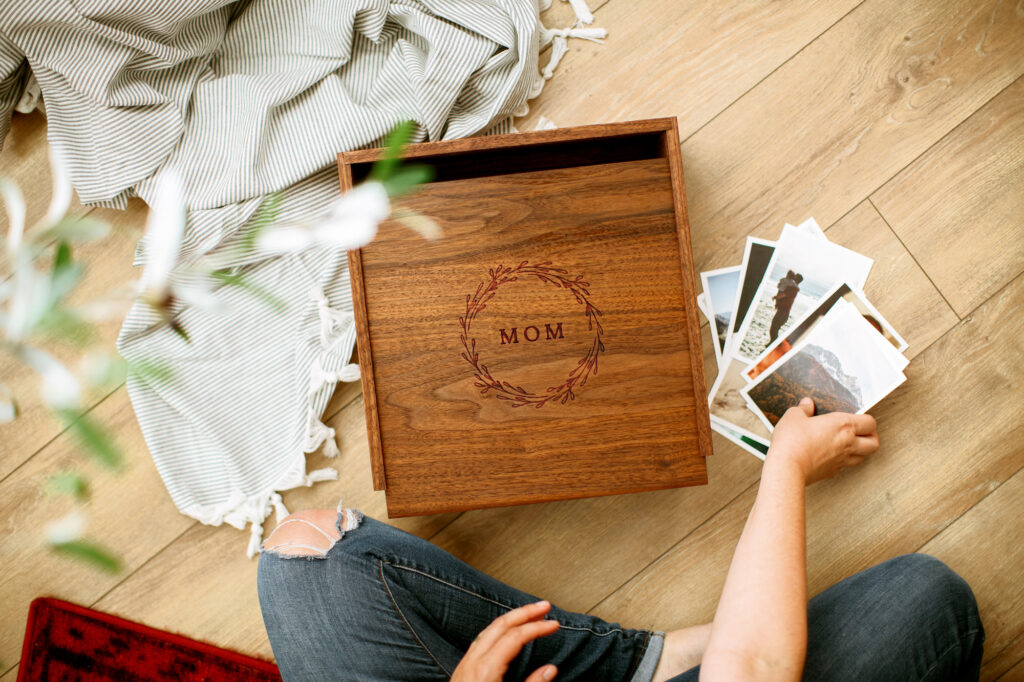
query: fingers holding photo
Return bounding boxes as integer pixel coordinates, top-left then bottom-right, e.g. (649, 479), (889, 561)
(850, 412), (877, 437)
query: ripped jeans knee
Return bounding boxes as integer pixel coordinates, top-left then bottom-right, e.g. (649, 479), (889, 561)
(260, 501), (362, 560)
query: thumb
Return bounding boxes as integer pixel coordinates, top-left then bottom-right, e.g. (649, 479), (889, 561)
(525, 664), (557, 682)
(798, 397), (814, 417)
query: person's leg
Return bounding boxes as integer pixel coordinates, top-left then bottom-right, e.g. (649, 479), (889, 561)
(802, 553), (984, 681)
(768, 310), (785, 344)
(257, 507), (663, 681)
(662, 553), (984, 682)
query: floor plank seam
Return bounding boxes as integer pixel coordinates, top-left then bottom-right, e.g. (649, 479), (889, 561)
(862, 69), (1024, 222)
(426, 512), (465, 542)
(866, 198), (962, 320)
(583, 478), (761, 617)
(913, 461), (1024, 559)
(0, 381), (123, 487)
(679, 0), (868, 147)
(995, 665), (1023, 681)
(822, 201), (873, 237)
(87, 520), (199, 610)
(0, 519), (198, 680)
(980, 625), (1024, 674)
(322, 384), (366, 423)
(954, 266), (1024, 322)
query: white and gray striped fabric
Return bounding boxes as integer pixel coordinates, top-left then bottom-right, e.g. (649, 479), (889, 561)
(0, 0), (582, 554)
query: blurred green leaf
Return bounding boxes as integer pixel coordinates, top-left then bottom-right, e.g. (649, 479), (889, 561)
(167, 316), (190, 343)
(211, 270), (287, 312)
(241, 193), (282, 253)
(126, 359), (174, 386)
(48, 471), (90, 500)
(40, 216), (110, 244)
(381, 164), (434, 198)
(49, 243), (85, 305)
(54, 240), (72, 269)
(59, 410), (124, 470)
(51, 540), (121, 573)
(369, 120), (417, 182)
(35, 308), (96, 346)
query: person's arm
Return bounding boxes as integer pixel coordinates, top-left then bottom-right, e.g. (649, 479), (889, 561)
(700, 398), (879, 681)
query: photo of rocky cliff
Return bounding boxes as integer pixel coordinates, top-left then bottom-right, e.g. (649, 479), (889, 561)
(745, 344), (862, 425)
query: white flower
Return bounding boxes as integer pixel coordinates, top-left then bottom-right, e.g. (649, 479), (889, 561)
(23, 347), (82, 410)
(43, 144), (73, 230)
(172, 273), (226, 314)
(80, 351), (125, 389)
(1, 178), (26, 256)
(391, 208), (442, 241)
(0, 384), (16, 423)
(257, 181), (391, 254)
(138, 171), (186, 299)
(46, 510), (86, 545)
(4, 267), (44, 342)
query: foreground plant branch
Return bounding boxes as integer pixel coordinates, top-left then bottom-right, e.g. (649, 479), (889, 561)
(0, 122), (436, 571)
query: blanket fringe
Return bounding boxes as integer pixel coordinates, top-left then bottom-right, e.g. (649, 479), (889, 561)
(238, 287), (359, 556)
(563, 0), (594, 25)
(516, 0), (605, 118)
(539, 26), (606, 80)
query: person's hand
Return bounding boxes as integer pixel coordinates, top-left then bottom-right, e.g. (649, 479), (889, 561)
(451, 601), (559, 682)
(768, 398), (879, 485)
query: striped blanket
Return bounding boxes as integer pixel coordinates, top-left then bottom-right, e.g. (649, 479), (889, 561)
(0, 0), (601, 554)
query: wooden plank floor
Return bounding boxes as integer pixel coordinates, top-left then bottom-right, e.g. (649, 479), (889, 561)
(1, 1), (1022, 678)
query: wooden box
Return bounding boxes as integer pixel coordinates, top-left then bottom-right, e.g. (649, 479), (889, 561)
(338, 118), (712, 517)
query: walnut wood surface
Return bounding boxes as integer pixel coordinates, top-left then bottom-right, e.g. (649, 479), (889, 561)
(662, 124), (713, 457)
(338, 165), (388, 490)
(345, 136), (711, 516)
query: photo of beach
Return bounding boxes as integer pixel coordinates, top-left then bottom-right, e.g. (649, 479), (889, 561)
(701, 266), (741, 362)
(732, 229), (873, 363)
(707, 358), (774, 440)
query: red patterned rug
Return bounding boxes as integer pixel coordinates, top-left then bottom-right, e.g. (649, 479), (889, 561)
(19, 598), (281, 681)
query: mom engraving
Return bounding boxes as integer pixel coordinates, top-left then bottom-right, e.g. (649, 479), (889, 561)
(459, 261), (603, 408)
(499, 322), (565, 345)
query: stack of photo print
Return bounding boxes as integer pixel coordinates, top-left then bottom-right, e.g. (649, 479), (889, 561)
(696, 219), (909, 460)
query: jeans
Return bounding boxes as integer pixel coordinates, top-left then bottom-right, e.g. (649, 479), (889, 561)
(257, 510), (984, 681)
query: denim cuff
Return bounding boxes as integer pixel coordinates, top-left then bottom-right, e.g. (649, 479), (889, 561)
(629, 631), (664, 682)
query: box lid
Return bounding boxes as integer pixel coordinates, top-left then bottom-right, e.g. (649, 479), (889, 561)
(339, 118), (712, 517)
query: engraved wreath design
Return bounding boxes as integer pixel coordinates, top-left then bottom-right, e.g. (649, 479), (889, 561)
(459, 261), (605, 408)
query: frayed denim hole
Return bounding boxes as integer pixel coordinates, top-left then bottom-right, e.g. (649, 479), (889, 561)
(259, 543), (332, 561)
(335, 506), (363, 536)
(261, 513), (346, 560)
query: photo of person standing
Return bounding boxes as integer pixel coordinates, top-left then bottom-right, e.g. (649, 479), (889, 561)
(769, 271), (803, 344)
